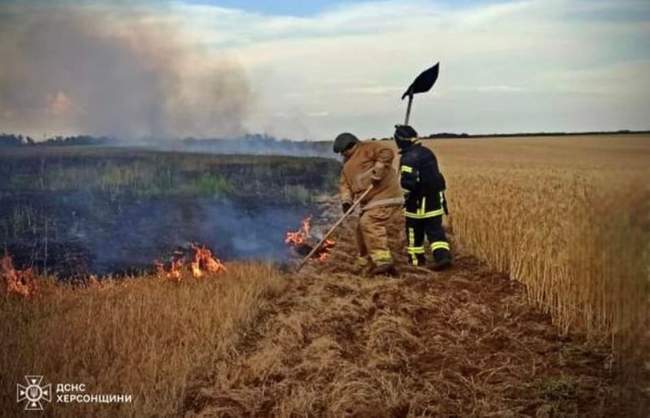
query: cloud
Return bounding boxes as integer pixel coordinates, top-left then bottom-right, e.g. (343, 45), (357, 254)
(2, 0), (649, 139)
(189, 0), (648, 137)
(227, 0), (650, 138)
(306, 111), (330, 117)
(473, 85), (526, 93)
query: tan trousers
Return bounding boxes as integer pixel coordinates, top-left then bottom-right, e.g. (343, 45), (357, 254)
(355, 205), (402, 266)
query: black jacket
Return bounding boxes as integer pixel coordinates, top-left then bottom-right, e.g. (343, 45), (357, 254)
(399, 143), (447, 218)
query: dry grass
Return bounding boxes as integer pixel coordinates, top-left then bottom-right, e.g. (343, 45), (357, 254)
(185, 237), (631, 417)
(1, 134), (647, 417)
(420, 134), (649, 363)
(182, 196), (644, 417)
(0, 263), (285, 417)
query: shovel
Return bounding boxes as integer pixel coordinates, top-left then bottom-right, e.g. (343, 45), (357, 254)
(296, 185), (373, 272)
(402, 62), (440, 125)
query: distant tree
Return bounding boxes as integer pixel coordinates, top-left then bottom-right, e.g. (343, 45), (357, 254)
(38, 135), (111, 146)
(0, 133), (26, 147)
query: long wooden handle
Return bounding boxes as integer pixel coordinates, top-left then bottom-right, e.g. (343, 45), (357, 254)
(296, 185), (374, 272)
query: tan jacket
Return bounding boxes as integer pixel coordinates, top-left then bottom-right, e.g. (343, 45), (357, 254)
(339, 141), (404, 211)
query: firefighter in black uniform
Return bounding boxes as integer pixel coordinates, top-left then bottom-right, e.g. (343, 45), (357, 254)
(394, 125), (452, 270)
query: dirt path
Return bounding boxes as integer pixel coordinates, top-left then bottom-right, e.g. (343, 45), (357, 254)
(182, 212), (630, 417)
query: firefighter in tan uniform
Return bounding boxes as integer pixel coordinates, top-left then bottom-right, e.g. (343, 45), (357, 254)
(333, 133), (404, 276)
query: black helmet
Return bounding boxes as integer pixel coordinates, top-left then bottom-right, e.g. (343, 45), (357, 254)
(394, 124), (418, 149)
(333, 132), (359, 154)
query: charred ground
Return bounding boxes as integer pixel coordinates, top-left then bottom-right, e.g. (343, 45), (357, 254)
(0, 146), (339, 277)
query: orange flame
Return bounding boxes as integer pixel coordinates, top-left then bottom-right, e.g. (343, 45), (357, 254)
(285, 216), (335, 262)
(285, 216), (311, 246)
(190, 244), (226, 278)
(318, 239), (336, 261)
(155, 244), (226, 281)
(1, 254), (37, 298)
(167, 258), (184, 282)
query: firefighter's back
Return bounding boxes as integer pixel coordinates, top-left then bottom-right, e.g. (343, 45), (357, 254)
(342, 141), (403, 209)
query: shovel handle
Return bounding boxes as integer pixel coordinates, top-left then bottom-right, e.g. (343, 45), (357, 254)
(404, 94), (413, 125)
(296, 185), (374, 272)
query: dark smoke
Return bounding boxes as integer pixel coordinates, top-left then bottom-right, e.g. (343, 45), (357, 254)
(0, 3), (251, 139)
(84, 197), (312, 275)
(1, 192), (315, 277)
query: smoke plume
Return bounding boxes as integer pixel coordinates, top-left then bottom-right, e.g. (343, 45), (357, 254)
(0, 3), (251, 139)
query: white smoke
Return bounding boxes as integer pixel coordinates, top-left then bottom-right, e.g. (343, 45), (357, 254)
(0, 3), (251, 139)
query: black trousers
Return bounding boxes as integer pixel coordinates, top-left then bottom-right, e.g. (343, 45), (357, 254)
(405, 215), (450, 266)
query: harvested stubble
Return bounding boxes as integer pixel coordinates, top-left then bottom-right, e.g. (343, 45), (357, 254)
(184, 215), (634, 417)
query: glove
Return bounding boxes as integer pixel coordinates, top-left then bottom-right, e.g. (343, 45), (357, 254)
(342, 202), (352, 213)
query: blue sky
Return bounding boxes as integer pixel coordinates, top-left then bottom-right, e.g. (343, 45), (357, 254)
(1, 0), (649, 140)
(183, 0), (510, 16)
(186, 0), (357, 16)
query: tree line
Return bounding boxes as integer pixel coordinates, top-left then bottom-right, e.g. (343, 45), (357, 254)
(2, 130), (647, 148)
(0, 134), (112, 147)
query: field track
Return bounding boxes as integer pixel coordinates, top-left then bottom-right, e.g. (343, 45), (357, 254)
(182, 210), (634, 417)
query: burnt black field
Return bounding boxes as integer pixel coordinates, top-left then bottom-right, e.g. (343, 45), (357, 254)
(0, 146), (340, 277)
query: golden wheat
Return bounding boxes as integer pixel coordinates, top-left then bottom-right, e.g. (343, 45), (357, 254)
(1, 135), (647, 417)
(420, 134), (649, 359)
(0, 263), (285, 417)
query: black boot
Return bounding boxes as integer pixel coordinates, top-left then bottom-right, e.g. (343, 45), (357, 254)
(370, 262), (398, 277)
(430, 250), (452, 271)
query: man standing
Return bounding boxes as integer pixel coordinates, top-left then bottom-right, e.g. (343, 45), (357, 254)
(394, 125), (452, 270)
(333, 133), (404, 276)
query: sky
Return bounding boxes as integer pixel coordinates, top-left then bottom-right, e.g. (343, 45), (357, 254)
(0, 0), (649, 140)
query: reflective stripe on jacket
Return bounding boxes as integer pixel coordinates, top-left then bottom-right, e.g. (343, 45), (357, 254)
(399, 142), (447, 218)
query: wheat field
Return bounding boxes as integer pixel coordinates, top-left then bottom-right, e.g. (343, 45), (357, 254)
(422, 134), (649, 360)
(1, 134), (648, 417)
(0, 264), (286, 417)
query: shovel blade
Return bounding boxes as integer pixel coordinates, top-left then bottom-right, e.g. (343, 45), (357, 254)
(402, 62), (440, 99)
